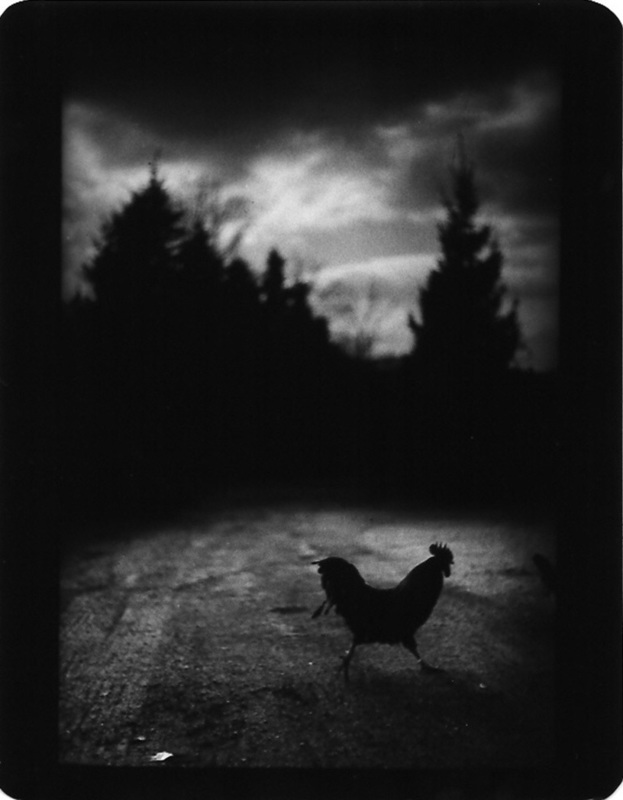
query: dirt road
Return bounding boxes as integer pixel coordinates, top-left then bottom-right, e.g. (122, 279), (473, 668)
(59, 501), (555, 769)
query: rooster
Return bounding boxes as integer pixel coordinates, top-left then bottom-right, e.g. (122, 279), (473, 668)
(312, 543), (454, 681)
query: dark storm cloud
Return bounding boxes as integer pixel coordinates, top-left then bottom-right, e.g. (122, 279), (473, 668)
(60, 2), (559, 137)
(60, 2), (560, 217)
(60, 2), (561, 368)
(385, 71), (560, 218)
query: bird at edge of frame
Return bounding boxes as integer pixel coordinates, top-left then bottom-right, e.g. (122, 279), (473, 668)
(311, 543), (454, 682)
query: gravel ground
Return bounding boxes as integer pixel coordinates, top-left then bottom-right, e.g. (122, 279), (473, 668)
(59, 501), (555, 770)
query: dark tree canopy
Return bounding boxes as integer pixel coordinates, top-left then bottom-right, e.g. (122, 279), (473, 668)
(60, 158), (555, 515)
(85, 165), (186, 313)
(261, 249), (287, 311)
(62, 169), (342, 509)
(410, 143), (521, 386)
(401, 144), (541, 502)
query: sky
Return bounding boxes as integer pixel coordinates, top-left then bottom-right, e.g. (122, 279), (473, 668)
(61, 2), (562, 370)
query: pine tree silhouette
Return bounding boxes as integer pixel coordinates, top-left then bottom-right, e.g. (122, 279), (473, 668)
(261, 249), (287, 312)
(86, 163), (185, 315)
(405, 139), (525, 501)
(255, 249), (337, 479)
(410, 139), (521, 387)
(75, 166), (191, 505)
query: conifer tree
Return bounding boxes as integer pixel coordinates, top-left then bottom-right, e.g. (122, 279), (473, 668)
(410, 140), (521, 386)
(261, 248), (287, 311)
(85, 163), (185, 318)
(404, 141), (527, 501)
(76, 165), (189, 500)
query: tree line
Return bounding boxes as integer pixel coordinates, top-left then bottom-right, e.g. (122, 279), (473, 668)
(61, 150), (557, 519)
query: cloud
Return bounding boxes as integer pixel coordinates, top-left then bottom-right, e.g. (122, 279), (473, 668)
(314, 254), (434, 296)
(63, 106), (428, 282)
(420, 72), (558, 134)
(311, 254), (435, 357)
(63, 88), (559, 368)
(64, 76), (558, 272)
(370, 72), (559, 221)
(229, 133), (404, 267)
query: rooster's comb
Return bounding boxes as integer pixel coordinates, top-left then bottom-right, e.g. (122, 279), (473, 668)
(429, 542), (453, 562)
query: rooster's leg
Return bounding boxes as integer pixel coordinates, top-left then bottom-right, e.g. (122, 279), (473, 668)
(311, 600), (326, 619)
(403, 637), (443, 674)
(338, 640), (357, 682)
